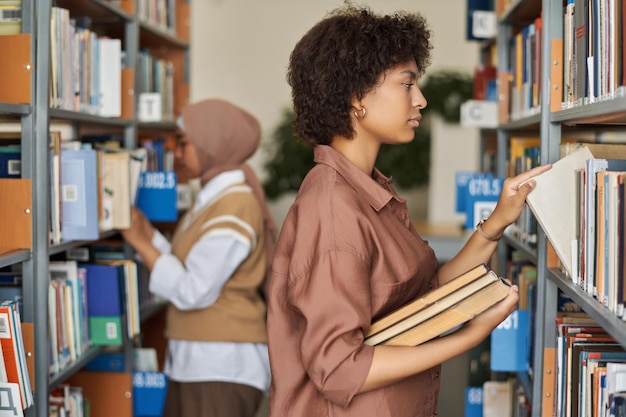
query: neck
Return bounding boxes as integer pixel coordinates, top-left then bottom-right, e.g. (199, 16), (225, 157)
(330, 136), (379, 176)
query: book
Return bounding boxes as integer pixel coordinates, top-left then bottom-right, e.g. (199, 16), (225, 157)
(482, 379), (514, 417)
(0, 301), (33, 410)
(0, 382), (23, 417)
(524, 146), (594, 278)
(60, 148), (100, 241)
(365, 263), (510, 346)
(82, 263), (124, 346)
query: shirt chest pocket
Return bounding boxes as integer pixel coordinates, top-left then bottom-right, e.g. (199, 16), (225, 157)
(368, 227), (437, 321)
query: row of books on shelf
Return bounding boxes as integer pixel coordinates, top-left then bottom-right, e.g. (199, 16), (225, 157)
(50, 6), (124, 117)
(49, 5), (176, 121)
(49, 347), (168, 417)
(137, 0), (177, 33)
(501, 12), (544, 122)
(476, 0), (626, 122)
(0, 298), (32, 415)
(137, 49), (175, 122)
(0, 133), (178, 246)
(562, 0), (626, 108)
(546, 313), (626, 417)
(523, 143), (626, 320)
(45, 254), (161, 379)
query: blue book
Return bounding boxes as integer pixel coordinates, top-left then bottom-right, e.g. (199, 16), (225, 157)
(85, 352), (125, 372)
(82, 263), (125, 346)
(60, 149), (100, 241)
(82, 263), (122, 317)
(136, 171), (178, 222)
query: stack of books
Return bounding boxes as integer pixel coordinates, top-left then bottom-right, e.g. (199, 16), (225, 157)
(365, 263), (511, 346)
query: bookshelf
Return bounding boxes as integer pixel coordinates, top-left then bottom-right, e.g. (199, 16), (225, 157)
(489, 0), (626, 415)
(0, 0), (190, 416)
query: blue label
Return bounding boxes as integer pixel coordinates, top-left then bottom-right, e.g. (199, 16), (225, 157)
(490, 309), (530, 372)
(136, 171), (178, 222)
(463, 176), (504, 229)
(465, 387), (483, 417)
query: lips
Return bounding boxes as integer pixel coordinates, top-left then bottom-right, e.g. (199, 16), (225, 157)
(408, 115), (422, 127)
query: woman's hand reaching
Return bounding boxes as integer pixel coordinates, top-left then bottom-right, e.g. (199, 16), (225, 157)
(488, 163), (553, 234)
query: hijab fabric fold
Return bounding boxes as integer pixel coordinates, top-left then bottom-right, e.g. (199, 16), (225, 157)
(181, 98), (278, 279)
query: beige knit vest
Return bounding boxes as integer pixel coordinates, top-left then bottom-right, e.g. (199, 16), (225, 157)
(165, 183), (268, 343)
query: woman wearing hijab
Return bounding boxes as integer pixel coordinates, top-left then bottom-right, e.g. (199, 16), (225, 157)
(121, 98), (277, 417)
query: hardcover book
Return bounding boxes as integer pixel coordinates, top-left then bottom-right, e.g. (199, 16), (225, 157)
(365, 263), (510, 346)
(524, 146), (594, 278)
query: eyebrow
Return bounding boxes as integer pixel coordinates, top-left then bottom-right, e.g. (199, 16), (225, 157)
(400, 69), (418, 80)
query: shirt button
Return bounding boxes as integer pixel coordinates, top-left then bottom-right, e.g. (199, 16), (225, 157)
(434, 371), (440, 379)
(429, 283), (433, 289)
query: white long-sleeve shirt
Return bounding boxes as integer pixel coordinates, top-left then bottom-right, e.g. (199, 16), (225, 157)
(149, 170), (271, 391)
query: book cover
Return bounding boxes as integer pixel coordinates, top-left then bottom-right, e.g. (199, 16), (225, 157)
(82, 263), (124, 346)
(0, 382), (23, 417)
(482, 379), (514, 417)
(60, 148), (100, 241)
(97, 38), (122, 117)
(100, 151), (131, 231)
(379, 278), (510, 347)
(365, 264), (510, 347)
(0, 301), (33, 410)
(524, 146), (594, 278)
(366, 263), (490, 342)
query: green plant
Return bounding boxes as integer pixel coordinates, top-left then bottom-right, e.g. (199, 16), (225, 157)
(262, 70), (473, 200)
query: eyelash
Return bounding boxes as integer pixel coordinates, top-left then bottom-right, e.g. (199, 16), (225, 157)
(403, 83), (414, 89)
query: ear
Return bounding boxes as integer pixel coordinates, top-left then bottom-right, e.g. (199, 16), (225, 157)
(350, 94), (362, 111)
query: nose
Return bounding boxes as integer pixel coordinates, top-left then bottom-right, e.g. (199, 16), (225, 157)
(413, 86), (427, 109)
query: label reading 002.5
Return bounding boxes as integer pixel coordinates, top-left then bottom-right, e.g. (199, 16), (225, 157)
(140, 172), (176, 189)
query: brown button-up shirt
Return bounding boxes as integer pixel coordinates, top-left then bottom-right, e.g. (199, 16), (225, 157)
(267, 145), (441, 416)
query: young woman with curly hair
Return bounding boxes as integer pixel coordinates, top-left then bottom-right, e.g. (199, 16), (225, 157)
(265, 4), (550, 416)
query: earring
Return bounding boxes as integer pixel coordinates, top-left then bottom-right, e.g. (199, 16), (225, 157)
(354, 107), (366, 119)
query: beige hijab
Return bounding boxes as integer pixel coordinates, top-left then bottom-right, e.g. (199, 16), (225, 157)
(181, 98), (277, 279)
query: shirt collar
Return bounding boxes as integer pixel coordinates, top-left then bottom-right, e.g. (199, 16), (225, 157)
(313, 145), (404, 211)
(193, 169), (245, 210)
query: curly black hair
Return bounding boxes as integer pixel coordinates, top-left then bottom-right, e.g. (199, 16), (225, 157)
(287, 4), (432, 147)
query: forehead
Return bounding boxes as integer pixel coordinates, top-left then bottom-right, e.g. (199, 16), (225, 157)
(388, 61), (419, 77)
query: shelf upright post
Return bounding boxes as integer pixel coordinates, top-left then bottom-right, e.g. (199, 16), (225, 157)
(122, 7), (141, 372)
(32, 0), (52, 416)
(495, 17), (511, 277)
(18, 1), (37, 416)
(531, 0), (563, 415)
(124, 10), (139, 151)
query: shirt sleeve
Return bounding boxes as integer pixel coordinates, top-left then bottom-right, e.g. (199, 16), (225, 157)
(149, 231), (251, 310)
(288, 250), (375, 407)
(151, 228), (172, 254)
